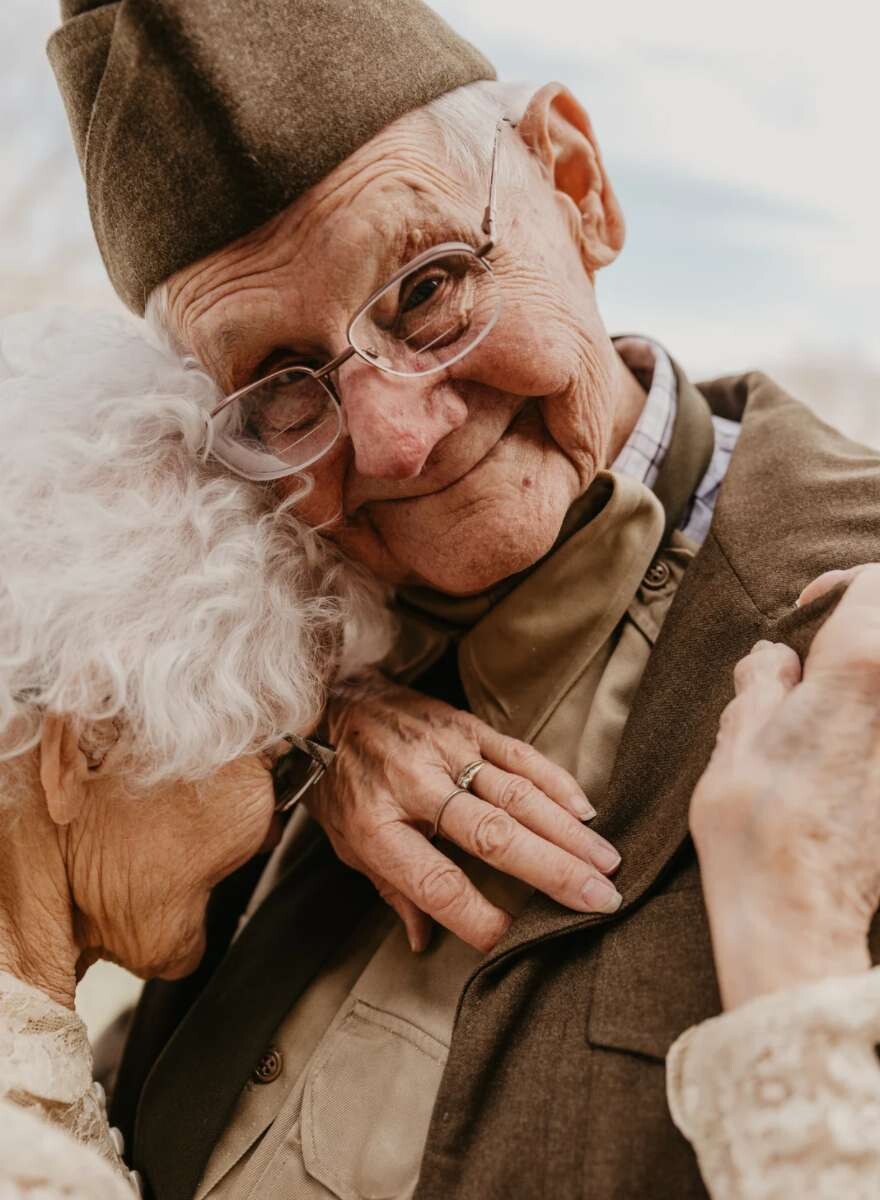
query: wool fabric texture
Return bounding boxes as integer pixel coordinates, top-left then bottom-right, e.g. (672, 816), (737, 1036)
(48, 0), (495, 313)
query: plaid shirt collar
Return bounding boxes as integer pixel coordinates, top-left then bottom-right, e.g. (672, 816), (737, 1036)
(611, 336), (740, 546)
(611, 336), (678, 491)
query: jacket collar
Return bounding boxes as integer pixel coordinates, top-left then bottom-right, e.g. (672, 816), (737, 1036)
(456, 472), (664, 741)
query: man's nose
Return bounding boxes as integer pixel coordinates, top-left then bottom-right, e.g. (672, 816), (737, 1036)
(339, 361), (468, 480)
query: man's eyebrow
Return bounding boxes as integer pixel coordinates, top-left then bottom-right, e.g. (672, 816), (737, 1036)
(213, 323), (247, 360)
(204, 322), (257, 391)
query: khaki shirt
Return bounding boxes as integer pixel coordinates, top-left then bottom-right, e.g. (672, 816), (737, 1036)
(199, 474), (694, 1200)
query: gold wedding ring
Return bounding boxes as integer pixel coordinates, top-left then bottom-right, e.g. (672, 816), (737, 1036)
(455, 760), (486, 791)
(431, 787), (469, 840)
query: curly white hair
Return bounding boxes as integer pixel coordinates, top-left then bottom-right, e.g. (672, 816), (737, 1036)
(0, 307), (391, 788)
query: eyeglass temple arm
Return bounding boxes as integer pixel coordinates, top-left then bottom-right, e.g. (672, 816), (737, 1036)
(281, 731), (337, 769)
(479, 117), (514, 256)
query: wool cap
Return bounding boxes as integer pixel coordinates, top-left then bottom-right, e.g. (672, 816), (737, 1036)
(48, 0), (495, 313)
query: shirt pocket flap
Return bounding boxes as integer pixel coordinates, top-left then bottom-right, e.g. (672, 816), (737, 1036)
(587, 885), (721, 1061)
(301, 999), (448, 1200)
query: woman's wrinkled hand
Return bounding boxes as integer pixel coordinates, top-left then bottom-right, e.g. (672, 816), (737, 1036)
(691, 564), (880, 1009)
(305, 680), (622, 953)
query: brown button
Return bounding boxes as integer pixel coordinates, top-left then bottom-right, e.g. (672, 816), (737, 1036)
(253, 1047), (283, 1085)
(643, 559), (670, 590)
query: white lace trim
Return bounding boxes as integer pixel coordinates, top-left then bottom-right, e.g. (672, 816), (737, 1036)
(667, 969), (880, 1200)
(0, 971), (135, 1197)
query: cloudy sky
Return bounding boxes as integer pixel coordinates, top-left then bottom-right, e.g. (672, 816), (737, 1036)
(2, 1), (878, 421)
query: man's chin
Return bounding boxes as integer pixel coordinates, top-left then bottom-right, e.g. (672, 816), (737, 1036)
(403, 520), (564, 596)
(350, 435), (580, 594)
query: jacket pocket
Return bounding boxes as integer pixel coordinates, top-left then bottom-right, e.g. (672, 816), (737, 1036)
(587, 880), (721, 1060)
(301, 999), (448, 1200)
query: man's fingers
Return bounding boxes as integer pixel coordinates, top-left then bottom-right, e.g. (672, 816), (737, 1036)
(476, 727), (595, 821)
(471, 763), (620, 874)
(363, 867), (434, 953)
(368, 821), (512, 952)
(437, 789), (623, 915)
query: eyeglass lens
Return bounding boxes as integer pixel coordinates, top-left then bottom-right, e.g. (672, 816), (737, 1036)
(212, 248), (499, 479)
(271, 743), (326, 813)
(349, 250), (498, 377)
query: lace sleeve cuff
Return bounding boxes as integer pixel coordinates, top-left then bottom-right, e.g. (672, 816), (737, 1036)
(667, 968), (880, 1200)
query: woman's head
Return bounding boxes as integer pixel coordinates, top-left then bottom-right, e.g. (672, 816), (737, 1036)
(0, 307), (390, 982)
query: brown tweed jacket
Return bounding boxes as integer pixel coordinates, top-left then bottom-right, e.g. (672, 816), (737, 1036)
(413, 372), (880, 1199)
(118, 370), (880, 1200)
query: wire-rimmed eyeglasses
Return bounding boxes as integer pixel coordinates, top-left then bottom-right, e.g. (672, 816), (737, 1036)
(271, 732), (337, 813)
(205, 119), (514, 483)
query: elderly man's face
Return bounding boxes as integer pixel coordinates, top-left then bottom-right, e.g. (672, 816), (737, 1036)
(166, 86), (636, 595)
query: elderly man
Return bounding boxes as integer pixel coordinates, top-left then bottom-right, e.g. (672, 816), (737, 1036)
(48, 2), (880, 1198)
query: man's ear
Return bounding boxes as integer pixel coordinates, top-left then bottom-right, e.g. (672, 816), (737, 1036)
(517, 82), (625, 273)
(40, 714), (90, 827)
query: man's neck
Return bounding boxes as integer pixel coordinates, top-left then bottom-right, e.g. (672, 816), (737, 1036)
(607, 350), (651, 465)
(0, 762), (79, 1009)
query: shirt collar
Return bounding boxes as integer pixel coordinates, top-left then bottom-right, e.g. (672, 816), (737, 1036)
(611, 337), (678, 492)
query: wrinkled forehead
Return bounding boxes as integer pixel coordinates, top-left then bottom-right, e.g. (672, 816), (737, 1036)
(169, 117), (483, 388)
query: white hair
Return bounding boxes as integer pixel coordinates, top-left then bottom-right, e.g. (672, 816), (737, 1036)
(0, 307), (391, 790)
(419, 79), (535, 179)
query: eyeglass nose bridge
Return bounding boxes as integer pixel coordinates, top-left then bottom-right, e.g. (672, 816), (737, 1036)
(311, 337), (437, 418)
(312, 338), (401, 389)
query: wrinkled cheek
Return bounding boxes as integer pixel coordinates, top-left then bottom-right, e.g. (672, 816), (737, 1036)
(540, 395), (605, 489)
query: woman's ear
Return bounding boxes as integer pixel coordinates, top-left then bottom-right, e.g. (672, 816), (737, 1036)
(40, 714), (90, 827)
(517, 82), (625, 273)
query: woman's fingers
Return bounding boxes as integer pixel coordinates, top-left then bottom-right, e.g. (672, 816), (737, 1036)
(805, 565), (880, 687)
(437, 789), (623, 915)
(476, 726), (595, 821)
(470, 763), (620, 873)
(720, 641), (801, 747)
(732, 640), (802, 700)
(797, 565), (875, 609)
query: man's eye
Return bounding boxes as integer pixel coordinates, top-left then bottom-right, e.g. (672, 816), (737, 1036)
(400, 272), (444, 313)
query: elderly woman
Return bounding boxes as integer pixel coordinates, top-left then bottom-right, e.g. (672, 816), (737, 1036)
(0, 305), (388, 1197)
(0, 306), (615, 1197)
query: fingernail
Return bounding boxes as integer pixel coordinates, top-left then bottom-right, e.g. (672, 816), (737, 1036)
(752, 639), (773, 653)
(591, 839), (621, 873)
(574, 795), (597, 821)
(582, 876), (622, 913)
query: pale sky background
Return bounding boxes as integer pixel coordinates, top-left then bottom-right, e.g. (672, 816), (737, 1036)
(1, 0), (879, 1032)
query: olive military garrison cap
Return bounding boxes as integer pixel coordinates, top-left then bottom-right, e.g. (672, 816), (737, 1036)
(49, 0), (495, 313)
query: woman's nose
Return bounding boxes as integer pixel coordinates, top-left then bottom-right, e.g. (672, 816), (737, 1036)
(339, 363), (468, 480)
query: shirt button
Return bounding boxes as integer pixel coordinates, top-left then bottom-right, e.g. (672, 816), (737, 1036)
(643, 559), (670, 590)
(253, 1047), (283, 1084)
